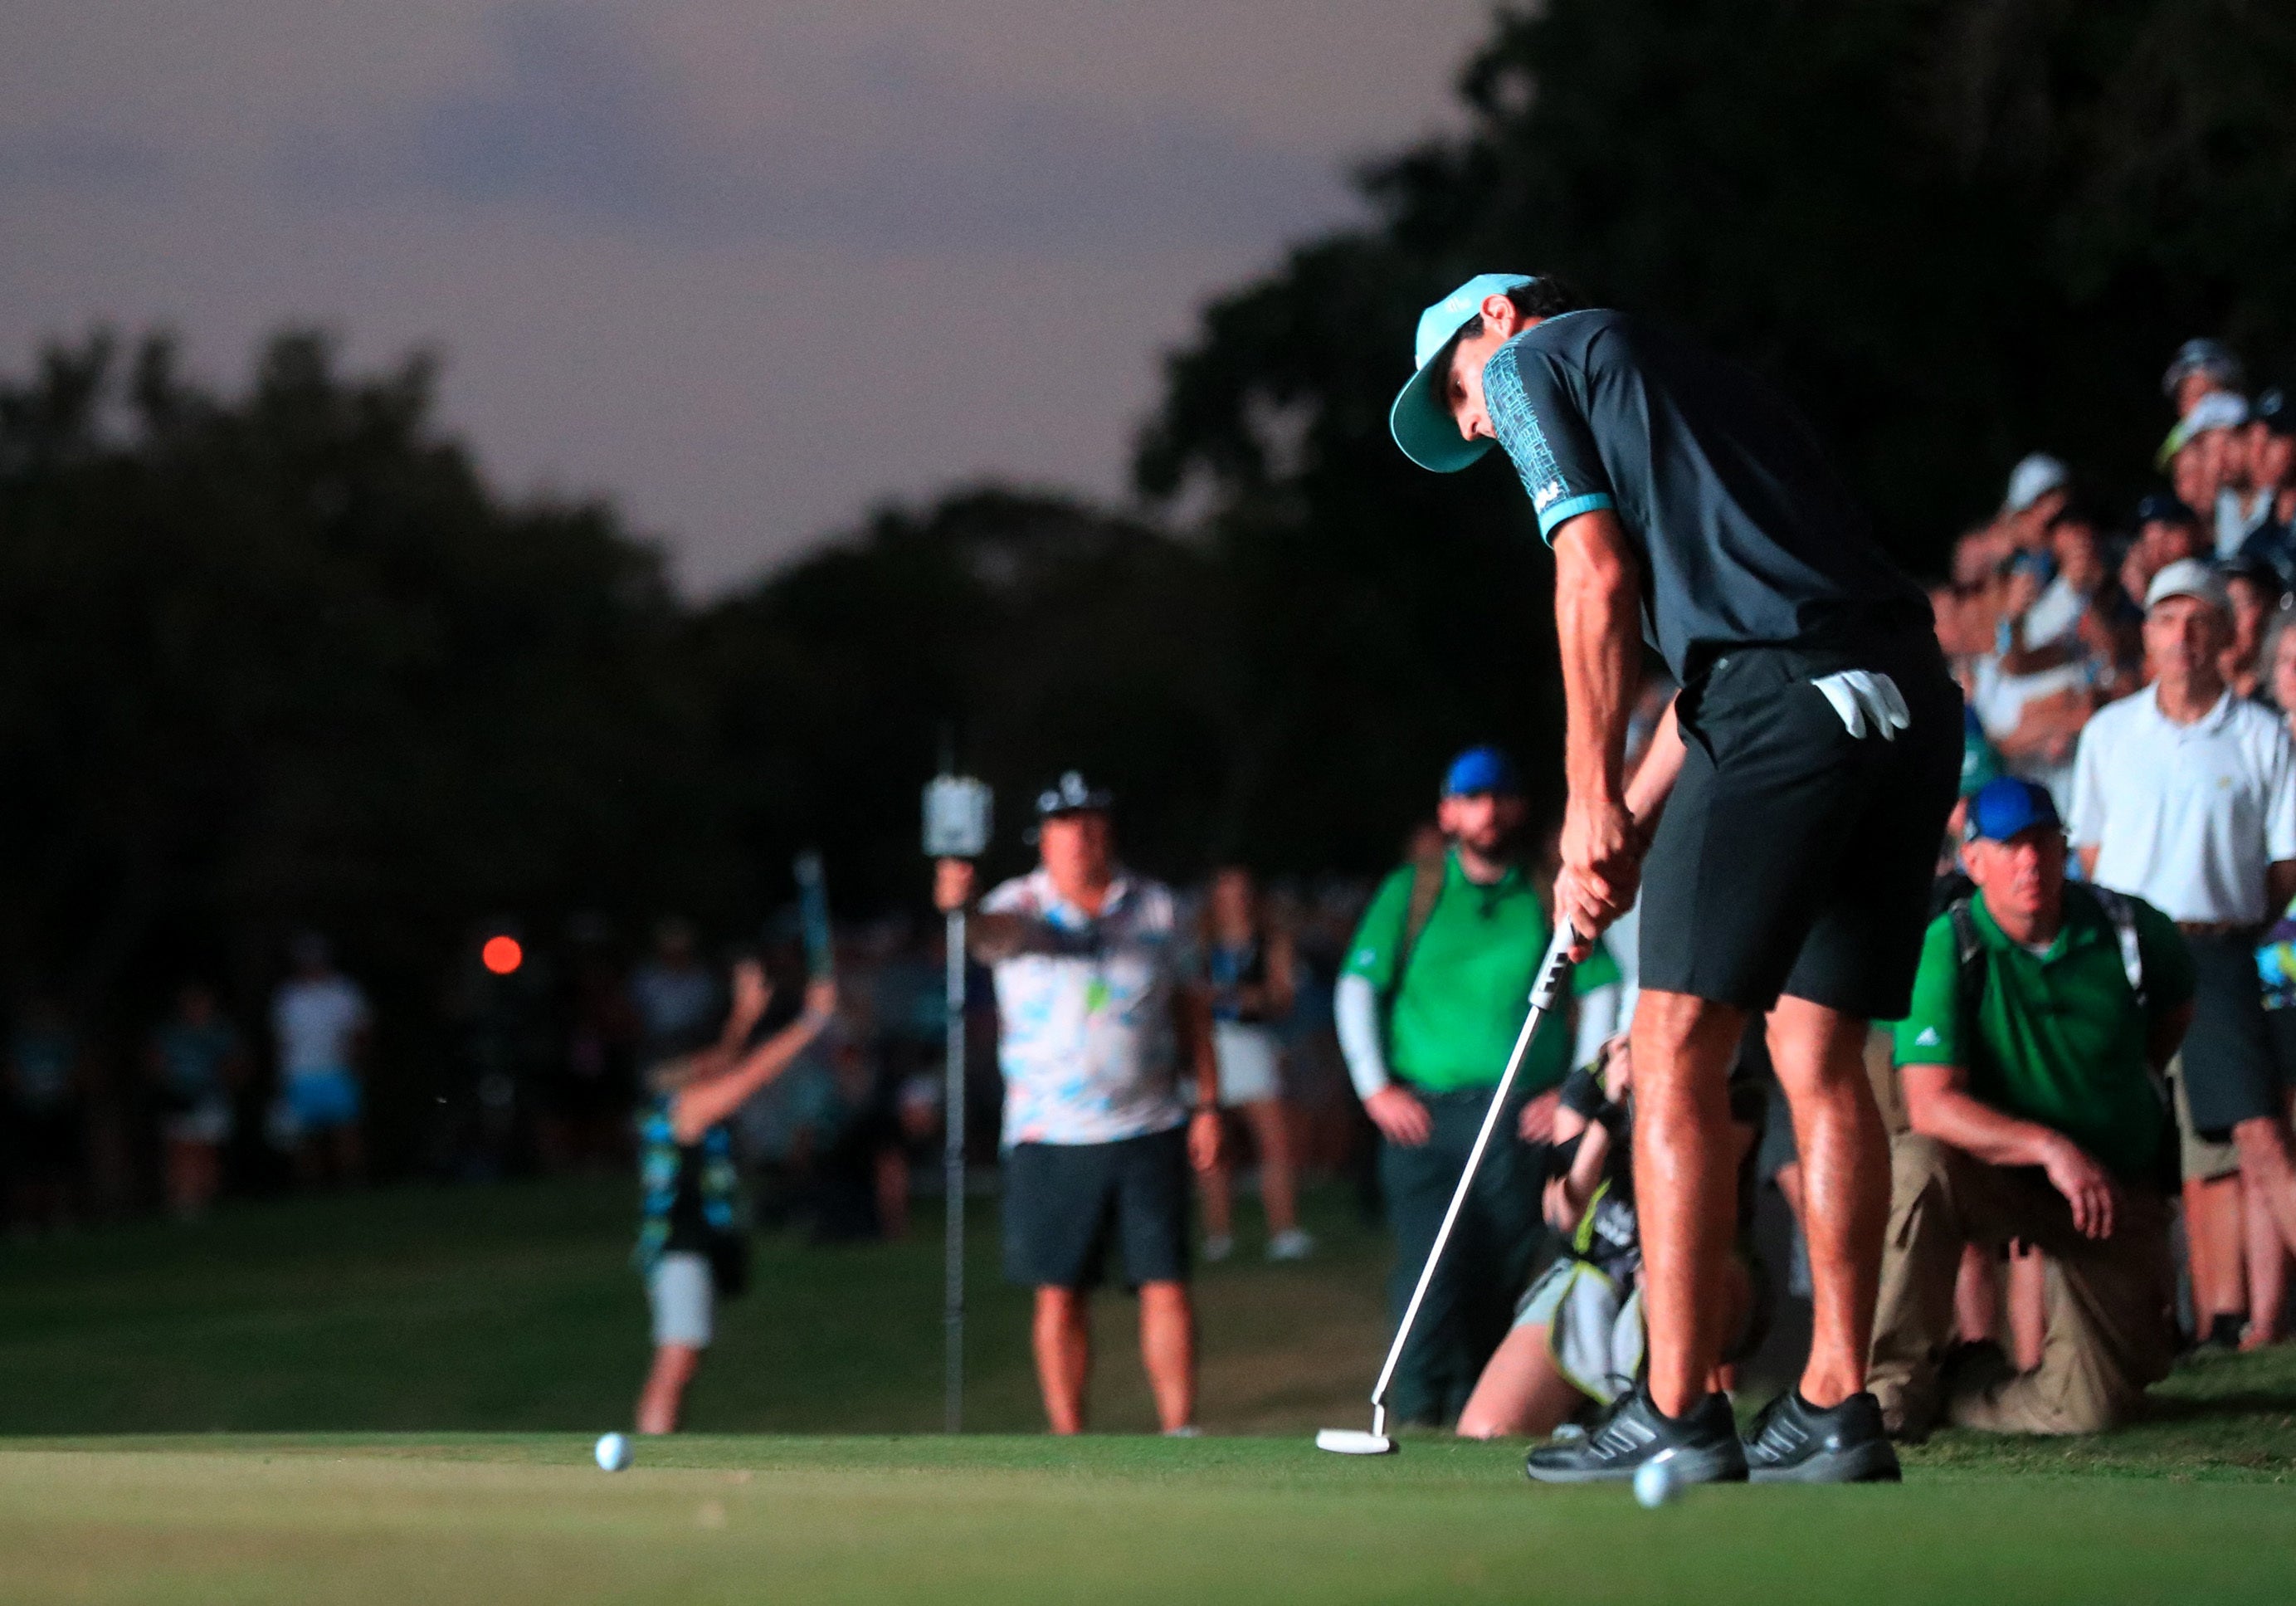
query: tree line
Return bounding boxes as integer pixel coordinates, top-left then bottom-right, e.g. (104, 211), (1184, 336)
(6, 0), (2294, 1181)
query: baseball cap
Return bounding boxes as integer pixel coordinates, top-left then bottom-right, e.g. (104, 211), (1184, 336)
(2256, 387), (2294, 437)
(2002, 452), (2069, 514)
(1441, 744), (1522, 798)
(2144, 556), (2231, 614)
(2162, 338), (2245, 403)
(1035, 770), (1113, 818)
(1389, 273), (1535, 473)
(2157, 388), (2252, 466)
(1962, 776), (2062, 843)
(2136, 491), (2197, 529)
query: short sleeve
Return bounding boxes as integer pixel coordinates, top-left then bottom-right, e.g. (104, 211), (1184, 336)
(1893, 915), (1963, 1067)
(2065, 712), (2108, 848)
(2133, 898), (2196, 1016)
(2263, 720), (2296, 863)
(1482, 341), (1615, 544)
(1340, 868), (1416, 991)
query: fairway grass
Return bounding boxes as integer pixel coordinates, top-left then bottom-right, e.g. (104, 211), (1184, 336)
(3, 1433), (2294, 1605)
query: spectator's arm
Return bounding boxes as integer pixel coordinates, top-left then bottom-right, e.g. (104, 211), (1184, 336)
(2066, 716), (2107, 871)
(2147, 1002), (2194, 1077)
(1264, 927), (1299, 1021)
(2269, 860), (2296, 914)
(2134, 903), (2197, 1075)
(1543, 1112), (1609, 1236)
(1901, 1062), (2119, 1239)
(673, 979), (836, 1143)
(1177, 983), (1216, 1109)
(1333, 973), (1392, 1100)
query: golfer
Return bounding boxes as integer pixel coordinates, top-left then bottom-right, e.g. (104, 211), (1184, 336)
(1391, 275), (1961, 1482)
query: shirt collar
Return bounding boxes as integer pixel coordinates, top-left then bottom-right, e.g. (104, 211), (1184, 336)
(1970, 887), (2104, 963)
(2145, 681), (2237, 733)
(1447, 847), (1524, 895)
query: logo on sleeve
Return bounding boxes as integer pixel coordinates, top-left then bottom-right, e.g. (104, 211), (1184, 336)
(1913, 1028), (1941, 1047)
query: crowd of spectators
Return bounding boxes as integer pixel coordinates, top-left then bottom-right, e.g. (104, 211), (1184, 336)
(0, 884), (1373, 1248)
(1920, 334), (2296, 1389)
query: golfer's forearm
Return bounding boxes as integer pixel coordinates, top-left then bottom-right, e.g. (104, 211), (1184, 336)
(1334, 974), (1392, 1099)
(1553, 512), (1643, 809)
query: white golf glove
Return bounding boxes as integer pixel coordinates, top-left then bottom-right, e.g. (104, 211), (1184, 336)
(1810, 669), (1910, 741)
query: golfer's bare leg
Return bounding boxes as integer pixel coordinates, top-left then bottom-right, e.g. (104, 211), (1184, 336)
(1631, 988), (1749, 1417)
(636, 1344), (700, 1435)
(1138, 1280), (1196, 1431)
(1767, 997), (1890, 1408)
(1033, 1287), (1091, 1434)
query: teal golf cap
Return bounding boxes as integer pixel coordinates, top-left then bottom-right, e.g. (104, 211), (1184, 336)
(1389, 272), (1533, 472)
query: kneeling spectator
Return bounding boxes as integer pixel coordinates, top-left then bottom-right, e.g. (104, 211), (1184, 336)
(1869, 779), (2191, 1436)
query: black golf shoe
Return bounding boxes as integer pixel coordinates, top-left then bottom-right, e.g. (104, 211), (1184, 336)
(1524, 1387), (1748, 1484)
(1742, 1389), (1902, 1483)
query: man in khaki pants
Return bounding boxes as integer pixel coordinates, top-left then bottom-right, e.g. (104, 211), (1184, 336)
(1870, 778), (2191, 1435)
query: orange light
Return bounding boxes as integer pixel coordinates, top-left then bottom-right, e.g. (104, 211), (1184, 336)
(481, 935), (524, 975)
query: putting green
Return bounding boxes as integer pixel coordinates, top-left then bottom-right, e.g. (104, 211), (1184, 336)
(3, 1433), (2293, 1604)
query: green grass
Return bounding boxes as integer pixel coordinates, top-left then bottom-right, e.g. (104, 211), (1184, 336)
(4, 1179), (2296, 1601)
(0, 1176), (1391, 1435)
(3, 1434), (2295, 1604)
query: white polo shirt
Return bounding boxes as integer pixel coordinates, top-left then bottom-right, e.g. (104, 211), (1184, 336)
(2068, 686), (2296, 925)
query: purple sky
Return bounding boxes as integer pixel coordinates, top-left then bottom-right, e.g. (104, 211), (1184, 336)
(2, 2), (1492, 591)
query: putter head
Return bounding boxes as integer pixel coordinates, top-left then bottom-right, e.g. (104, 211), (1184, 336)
(1315, 1428), (1397, 1456)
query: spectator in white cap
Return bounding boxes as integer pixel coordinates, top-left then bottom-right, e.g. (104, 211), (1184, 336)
(2164, 338), (2245, 417)
(2002, 453), (2070, 535)
(2154, 392), (2252, 552)
(2069, 556), (2296, 1350)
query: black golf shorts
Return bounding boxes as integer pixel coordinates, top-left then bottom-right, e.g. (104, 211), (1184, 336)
(1639, 633), (1962, 1020)
(1002, 1125), (1191, 1291)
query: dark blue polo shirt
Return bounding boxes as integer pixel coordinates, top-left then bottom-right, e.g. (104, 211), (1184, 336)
(1481, 309), (1928, 685)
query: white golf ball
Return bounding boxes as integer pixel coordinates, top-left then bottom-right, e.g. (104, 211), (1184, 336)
(1633, 1459), (1679, 1509)
(595, 1432), (633, 1472)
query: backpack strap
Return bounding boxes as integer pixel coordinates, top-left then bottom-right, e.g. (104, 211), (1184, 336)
(1389, 850), (1449, 999)
(2080, 885), (2147, 1002)
(1946, 896), (1986, 1049)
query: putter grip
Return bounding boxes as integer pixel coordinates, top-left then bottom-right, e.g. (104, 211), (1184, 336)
(1528, 923), (1579, 1012)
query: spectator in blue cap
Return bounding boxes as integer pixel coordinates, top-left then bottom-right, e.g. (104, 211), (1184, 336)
(1331, 745), (1621, 1425)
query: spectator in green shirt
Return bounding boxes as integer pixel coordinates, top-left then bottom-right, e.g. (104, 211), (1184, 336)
(1334, 746), (1619, 1425)
(1869, 778), (2193, 1437)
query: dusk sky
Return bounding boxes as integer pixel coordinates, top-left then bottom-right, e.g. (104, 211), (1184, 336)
(3, 2), (1494, 592)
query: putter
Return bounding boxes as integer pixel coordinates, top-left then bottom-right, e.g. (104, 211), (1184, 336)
(1315, 924), (1578, 1457)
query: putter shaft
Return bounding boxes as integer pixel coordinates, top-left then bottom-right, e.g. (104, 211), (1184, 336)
(1366, 925), (1577, 1417)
